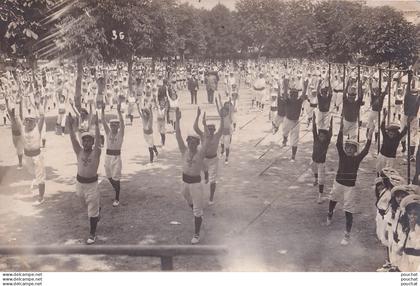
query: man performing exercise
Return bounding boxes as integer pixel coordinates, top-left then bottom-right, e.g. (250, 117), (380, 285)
(67, 113), (102, 245)
(175, 107), (208, 244)
(102, 102), (125, 207)
(5, 97), (24, 169)
(326, 117), (373, 246)
(193, 107), (224, 205)
(22, 99), (47, 205)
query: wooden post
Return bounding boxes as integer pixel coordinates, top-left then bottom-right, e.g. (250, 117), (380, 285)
(378, 68), (382, 155)
(387, 62), (392, 125)
(407, 118), (411, 184)
(161, 256), (174, 271)
(357, 65), (361, 142)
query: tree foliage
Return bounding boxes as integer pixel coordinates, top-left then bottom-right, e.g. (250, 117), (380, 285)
(0, 0), (417, 67)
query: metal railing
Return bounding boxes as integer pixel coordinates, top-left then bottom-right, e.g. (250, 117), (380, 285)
(0, 245), (228, 271)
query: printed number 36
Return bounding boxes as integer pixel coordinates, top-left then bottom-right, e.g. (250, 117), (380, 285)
(112, 30), (125, 40)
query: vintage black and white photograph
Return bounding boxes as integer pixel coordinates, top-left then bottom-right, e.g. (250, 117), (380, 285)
(0, 0), (419, 275)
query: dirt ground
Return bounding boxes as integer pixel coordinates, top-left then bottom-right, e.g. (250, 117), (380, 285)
(0, 82), (416, 272)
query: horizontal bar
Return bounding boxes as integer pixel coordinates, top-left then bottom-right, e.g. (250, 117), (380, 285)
(0, 245), (228, 257)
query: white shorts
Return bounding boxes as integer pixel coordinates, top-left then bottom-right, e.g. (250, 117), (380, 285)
(76, 181), (100, 218)
(13, 135), (24, 156)
(222, 134), (232, 148)
(157, 119), (166, 134)
(311, 161), (326, 185)
(282, 118), (300, 147)
(317, 111), (330, 131)
(375, 211), (388, 247)
(181, 181), (204, 217)
(104, 154), (122, 181)
(343, 119), (357, 139)
(144, 133), (154, 147)
(57, 113), (66, 126)
(328, 180), (357, 214)
(401, 115), (418, 146)
(367, 110), (379, 131)
(376, 153), (396, 174)
(24, 153), (46, 184)
(203, 156), (218, 183)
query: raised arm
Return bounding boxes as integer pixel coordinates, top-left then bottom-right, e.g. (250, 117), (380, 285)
(93, 113), (101, 150)
(136, 103), (143, 124)
(336, 117), (344, 156)
(66, 113), (81, 156)
(215, 96), (222, 117)
(147, 106), (153, 130)
(175, 108), (186, 154)
(328, 116), (333, 138)
(215, 111), (224, 139)
(359, 128), (373, 159)
(37, 101), (45, 134)
(380, 109), (387, 135)
(70, 99), (80, 117)
(193, 107), (204, 139)
(312, 111), (317, 138)
(117, 102), (124, 137)
(101, 105), (110, 135)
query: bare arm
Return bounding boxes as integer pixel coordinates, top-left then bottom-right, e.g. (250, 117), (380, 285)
(215, 97), (222, 117)
(67, 113), (82, 156)
(117, 102), (124, 137)
(312, 111), (317, 138)
(70, 100), (80, 117)
(93, 113), (101, 150)
(215, 112), (225, 139)
(101, 105), (110, 135)
(175, 108), (186, 154)
(193, 107), (204, 139)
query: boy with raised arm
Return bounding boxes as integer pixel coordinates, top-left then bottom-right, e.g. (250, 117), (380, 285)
(67, 112), (102, 245)
(193, 107), (224, 205)
(216, 94), (234, 164)
(5, 96), (24, 169)
(282, 74), (308, 161)
(102, 102), (125, 207)
(175, 107), (208, 244)
(137, 104), (158, 163)
(326, 117), (374, 246)
(22, 94), (47, 205)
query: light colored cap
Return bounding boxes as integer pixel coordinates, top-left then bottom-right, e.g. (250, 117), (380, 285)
(386, 122), (400, 130)
(391, 185), (417, 197)
(81, 132), (94, 139)
(344, 139), (358, 147)
(400, 194), (420, 211)
(380, 167), (399, 178)
(388, 174), (406, 187)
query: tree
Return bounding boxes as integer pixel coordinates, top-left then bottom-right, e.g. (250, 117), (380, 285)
(202, 4), (241, 59)
(361, 6), (417, 68)
(175, 3), (206, 60)
(1, 0), (48, 58)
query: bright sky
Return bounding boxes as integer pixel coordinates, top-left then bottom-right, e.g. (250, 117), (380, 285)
(181, 0), (419, 11)
(182, 0), (236, 10)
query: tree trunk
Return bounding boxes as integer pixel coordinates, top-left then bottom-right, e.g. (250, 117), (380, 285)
(75, 57), (83, 110)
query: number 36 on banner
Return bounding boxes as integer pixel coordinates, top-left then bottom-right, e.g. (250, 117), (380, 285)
(111, 30), (125, 40)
